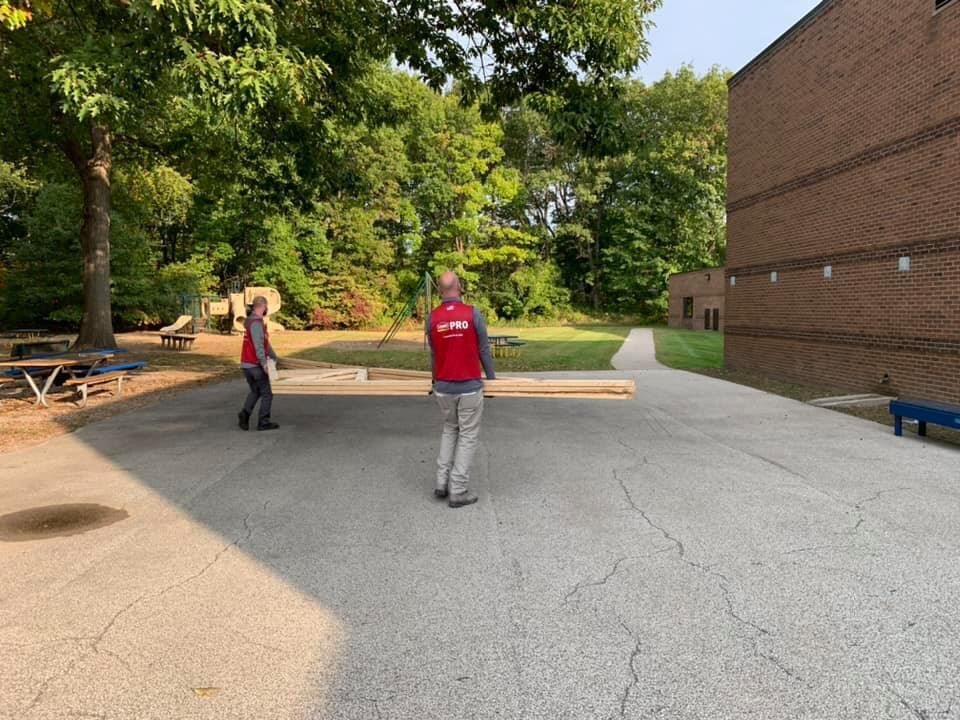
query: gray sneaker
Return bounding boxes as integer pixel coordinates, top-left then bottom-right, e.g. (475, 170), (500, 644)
(448, 492), (478, 508)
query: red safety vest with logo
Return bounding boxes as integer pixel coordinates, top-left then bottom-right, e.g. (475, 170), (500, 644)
(240, 316), (271, 366)
(430, 301), (481, 382)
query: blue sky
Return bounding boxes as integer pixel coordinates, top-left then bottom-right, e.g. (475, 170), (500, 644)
(637, 0), (824, 81)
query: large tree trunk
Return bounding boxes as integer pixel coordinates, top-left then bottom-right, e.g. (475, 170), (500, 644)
(74, 126), (116, 349)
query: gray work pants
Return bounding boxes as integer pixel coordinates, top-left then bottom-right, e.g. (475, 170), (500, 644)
(435, 390), (484, 496)
(242, 366), (273, 426)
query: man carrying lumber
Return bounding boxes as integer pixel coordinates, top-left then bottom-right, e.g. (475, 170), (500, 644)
(238, 296), (280, 431)
(427, 271), (496, 508)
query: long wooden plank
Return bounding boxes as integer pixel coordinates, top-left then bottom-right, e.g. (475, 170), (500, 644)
(272, 377), (635, 400)
(276, 357), (355, 370)
(367, 367), (433, 381)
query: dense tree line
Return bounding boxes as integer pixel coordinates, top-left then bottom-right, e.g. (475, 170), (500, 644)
(0, 1), (725, 335)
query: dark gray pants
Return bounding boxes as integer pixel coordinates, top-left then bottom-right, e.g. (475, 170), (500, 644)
(242, 367), (273, 426)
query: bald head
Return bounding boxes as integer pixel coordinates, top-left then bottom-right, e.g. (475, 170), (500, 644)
(438, 271), (461, 299)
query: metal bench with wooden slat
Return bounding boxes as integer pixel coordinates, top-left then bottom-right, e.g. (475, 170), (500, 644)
(63, 370), (131, 407)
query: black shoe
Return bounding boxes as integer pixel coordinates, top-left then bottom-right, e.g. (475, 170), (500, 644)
(238, 410), (250, 431)
(448, 492), (478, 508)
(257, 422), (280, 431)
(434, 486), (449, 499)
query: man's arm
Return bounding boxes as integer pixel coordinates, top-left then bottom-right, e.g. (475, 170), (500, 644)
(425, 311), (435, 378)
(473, 308), (496, 380)
(249, 321), (269, 367)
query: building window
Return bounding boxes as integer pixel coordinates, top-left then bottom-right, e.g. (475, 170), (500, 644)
(824, 265), (832, 279)
(899, 256), (911, 272)
(770, 271), (779, 283)
(935, 0), (956, 12)
(683, 297), (694, 318)
(730, 276), (736, 287)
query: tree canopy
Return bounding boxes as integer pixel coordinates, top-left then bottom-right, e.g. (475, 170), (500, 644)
(1, 1), (729, 334)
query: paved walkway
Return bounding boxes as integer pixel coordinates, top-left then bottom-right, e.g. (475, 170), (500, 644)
(2, 358), (959, 719)
(611, 328), (662, 370)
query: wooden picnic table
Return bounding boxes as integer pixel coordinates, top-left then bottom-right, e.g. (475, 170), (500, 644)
(1, 329), (49, 339)
(10, 338), (72, 359)
(0, 353), (114, 408)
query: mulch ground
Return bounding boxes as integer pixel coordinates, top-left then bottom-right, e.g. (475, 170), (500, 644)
(0, 330), (424, 454)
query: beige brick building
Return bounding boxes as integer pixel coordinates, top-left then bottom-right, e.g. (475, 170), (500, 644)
(668, 268), (725, 331)
(725, 0), (960, 401)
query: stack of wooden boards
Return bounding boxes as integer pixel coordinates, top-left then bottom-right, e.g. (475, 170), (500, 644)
(274, 358), (635, 400)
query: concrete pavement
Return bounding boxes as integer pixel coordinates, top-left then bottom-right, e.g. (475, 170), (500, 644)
(2, 360), (960, 719)
(611, 328), (662, 370)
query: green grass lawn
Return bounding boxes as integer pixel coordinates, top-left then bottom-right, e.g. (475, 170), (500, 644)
(653, 327), (724, 370)
(296, 325), (631, 372)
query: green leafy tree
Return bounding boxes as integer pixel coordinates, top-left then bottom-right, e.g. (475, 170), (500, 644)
(2, 0), (661, 341)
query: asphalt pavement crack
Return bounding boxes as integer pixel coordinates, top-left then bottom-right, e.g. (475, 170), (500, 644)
(613, 468), (686, 558)
(614, 467), (802, 684)
(154, 512), (253, 600)
(564, 557), (630, 605)
(885, 682), (930, 719)
(22, 653), (87, 717)
(854, 487), (911, 510)
(783, 543), (857, 556)
(612, 617), (642, 719)
(20, 513), (255, 716)
(848, 487), (911, 534)
(718, 579), (770, 637)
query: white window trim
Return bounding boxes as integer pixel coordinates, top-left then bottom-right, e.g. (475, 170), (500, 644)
(935, 0), (957, 15)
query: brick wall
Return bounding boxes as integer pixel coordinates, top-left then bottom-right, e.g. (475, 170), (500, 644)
(726, 0), (960, 402)
(668, 269), (726, 331)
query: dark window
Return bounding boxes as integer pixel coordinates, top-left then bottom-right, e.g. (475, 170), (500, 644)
(683, 297), (694, 318)
(704, 308), (712, 330)
(713, 308), (720, 332)
(936, 0), (955, 10)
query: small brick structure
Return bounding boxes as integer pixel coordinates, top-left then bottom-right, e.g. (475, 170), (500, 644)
(725, 0), (960, 402)
(668, 268), (725, 332)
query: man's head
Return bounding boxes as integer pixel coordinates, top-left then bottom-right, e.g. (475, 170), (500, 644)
(251, 295), (269, 317)
(438, 271), (461, 300)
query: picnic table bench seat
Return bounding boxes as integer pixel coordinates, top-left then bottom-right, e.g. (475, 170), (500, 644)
(889, 398), (960, 437)
(159, 333), (197, 350)
(63, 370), (131, 407)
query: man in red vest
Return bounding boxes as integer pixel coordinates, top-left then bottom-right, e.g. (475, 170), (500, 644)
(238, 295), (280, 431)
(427, 272), (496, 508)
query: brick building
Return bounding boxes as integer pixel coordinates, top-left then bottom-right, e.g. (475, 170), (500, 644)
(668, 268), (725, 331)
(725, 0), (960, 402)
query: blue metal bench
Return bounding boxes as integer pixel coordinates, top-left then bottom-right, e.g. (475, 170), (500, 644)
(89, 361), (147, 375)
(889, 399), (960, 437)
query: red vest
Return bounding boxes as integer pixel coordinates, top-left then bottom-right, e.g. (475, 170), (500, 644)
(430, 301), (482, 382)
(241, 316), (271, 365)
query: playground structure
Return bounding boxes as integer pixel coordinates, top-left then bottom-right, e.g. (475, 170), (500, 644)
(379, 272), (434, 349)
(226, 287), (285, 335)
(173, 286), (285, 336)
